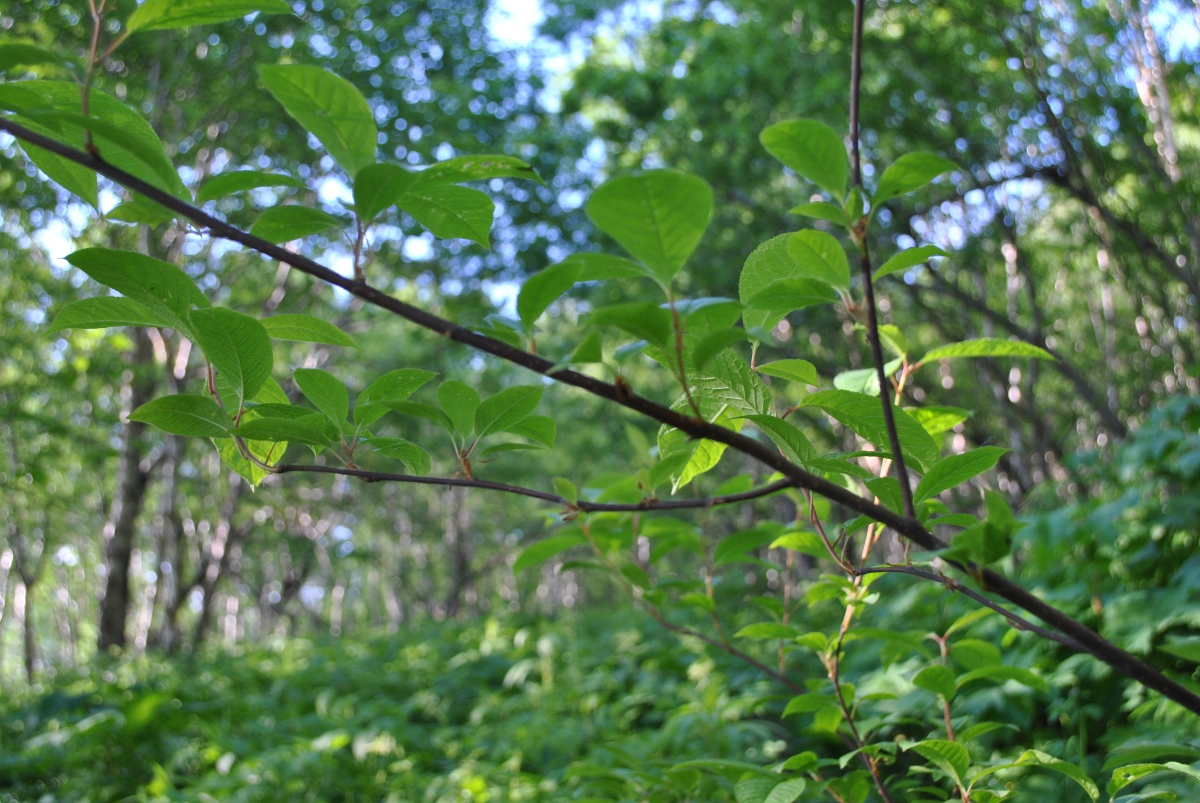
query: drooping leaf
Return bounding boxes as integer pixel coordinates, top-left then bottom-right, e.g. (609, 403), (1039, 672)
(412, 154), (542, 186)
(921, 338), (1055, 363)
(231, 414), (331, 448)
(129, 395), (232, 437)
(367, 437), (431, 475)
(906, 406), (970, 436)
(517, 262), (582, 331)
(400, 183), (495, 247)
(586, 170), (714, 284)
(739, 235), (799, 337)
(476, 385), (543, 438)
(556, 252), (650, 281)
(744, 414), (817, 464)
(249, 206), (344, 244)
(190, 308), (273, 412)
(513, 530), (588, 571)
(787, 229), (851, 289)
(260, 314), (358, 348)
(789, 201), (847, 226)
(760, 119), (849, 197)
(590, 302), (673, 348)
(801, 389), (940, 470)
(106, 196), (177, 226)
(908, 739), (969, 787)
(757, 359), (819, 386)
(1011, 750), (1099, 801)
(874, 244), (947, 280)
(259, 64), (377, 177)
(873, 152), (957, 204)
(127, 0), (291, 32)
(48, 297), (175, 334)
(354, 369), (437, 427)
(352, 163), (417, 221)
(569, 332), (604, 365)
(215, 379), (292, 484)
(0, 43), (66, 73)
(197, 170), (304, 204)
(914, 446), (1008, 503)
(65, 249), (210, 333)
(505, 415), (556, 447)
(744, 278), (838, 319)
(293, 369), (350, 434)
(438, 380), (481, 439)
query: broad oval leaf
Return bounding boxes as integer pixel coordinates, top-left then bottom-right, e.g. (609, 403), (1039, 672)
(906, 405), (970, 436)
(513, 531), (587, 571)
(908, 739), (969, 787)
(397, 183), (494, 247)
(293, 368), (350, 434)
(1012, 750), (1099, 801)
(586, 170), (713, 284)
(912, 664), (957, 700)
(786, 229), (851, 289)
(914, 446), (1008, 503)
(475, 385), (543, 438)
(127, 0), (292, 32)
(260, 314), (358, 348)
(956, 664), (1048, 693)
(48, 297), (174, 334)
(190, 308), (274, 411)
(352, 163), (417, 221)
(590, 302), (672, 348)
(367, 437), (432, 475)
(232, 414), (332, 448)
(801, 389), (940, 471)
(874, 152), (957, 205)
(874, 244), (948, 280)
(517, 262), (581, 331)
(438, 380), (481, 439)
(197, 170), (304, 204)
(734, 622), (801, 640)
(690, 327), (747, 372)
(354, 369), (437, 427)
(789, 201), (847, 227)
(505, 415), (556, 448)
(744, 414), (817, 465)
(744, 278), (837, 316)
(412, 154), (542, 186)
(760, 119), (849, 198)
(763, 778), (807, 803)
(739, 234), (799, 334)
(65, 248), (210, 332)
(921, 338), (1054, 363)
(558, 251), (650, 282)
(129, 394), (232, 437)
(757, 359), (819, 386)
(249, 206), (344, 244)
(259, 64), (377, 177)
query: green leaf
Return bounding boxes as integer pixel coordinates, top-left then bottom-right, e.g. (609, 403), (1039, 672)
(129, 395), (232, 437)
(1012, 750), (1098, 801)
(957, 664), (1047, 692)
(771, 530), (832, 561)
(190, 308), (273, 411)
(569, 332), (604, 365)
(476, 385), (543, 438)
(412, 154), (542, 186)
(744, 278), (838, 317)
(735, 776), (778, 803)
(950, 639), (1002, 670)
(107, 196), (177, 226)
(586, 170), (714, 284)
(0, 43), (66, 73)
(505, 415), (556, 447)
(763, 778), (807, 803)
(906, 406), (970, 436)
(912, 665), (957, 700)
(691, 327), (746, 372)
(865, 476), (903, 512)
(260, 314), (358, 348)
(693, 350), (773, 416)
(833, 359), (903, 397)
(715, 523), (780, 565)
(398, 184), (495, 247)
(1160, 638), (1200, 663)
(438, 380), (481, 439)
(352, 163), (417, 221)
(735, 622), (800, 640)
(294, 369), (350, 434)
(0, 82), (105, 205)
(757, 359), (819, 386)
(783, 694), (839, 716)
(518, 262), (582, 331)
(259, 64), (377, 177)
(552, 477), (578, 504)
(760, 119), (849, 197)
(787, 229), (851, 289)
(1109, 763), (1200, 796)
(914, 446), (1008, 503)
(387, 400), (455, 434)
(874, 245), (947, 280)
(215, 380), (292, 484)
(197, 170), (304, 204)
(354, 369), (437, 427)
(590, 302), (673, 348)
(738, 234), (800, 334)
(249, 206), (344, 244)
(64, 248), (210, 332)
(908, 739), (969, 787)
(232, 415), (331, 448)
(921, 338), (1055, 363)
(874, 152), (958, 205)
(744, 414), (817, 464)
(801, 389), (941, 471)
(789, 201), (847, 227)
(556, 252), (651, 281)
(367, 437), (431, 475)
(127, 0), (291, 31)
(48, 297), (174, 334)
(513, 531), (587, 571)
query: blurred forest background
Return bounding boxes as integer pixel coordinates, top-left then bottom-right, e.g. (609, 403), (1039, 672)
(2, 0), (1200, 800)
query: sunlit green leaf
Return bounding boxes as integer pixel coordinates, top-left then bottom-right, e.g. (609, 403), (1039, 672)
(261, 314), (358, 348)
(294, 368), (350, 434)
(190, 308), (273, 411)
(760, 119), (849, 197)
(786, 229), (851, 289)
(197, 170), (304, 204)
(874, 152), (958, 204)
(874, 244), (947, 280)
(48, 297), (174, 334)
(476, 385), (543, 438)
(249, 206), (344, 244)
(438, 380), (481, 439)
(129, 395), (232, 437)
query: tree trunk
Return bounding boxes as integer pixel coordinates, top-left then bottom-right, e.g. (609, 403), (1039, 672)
(190, 474), (246, 650)
(442, 488), (474, 619)
(150, 435), (185, 651)
(97, 328), (156, 652)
